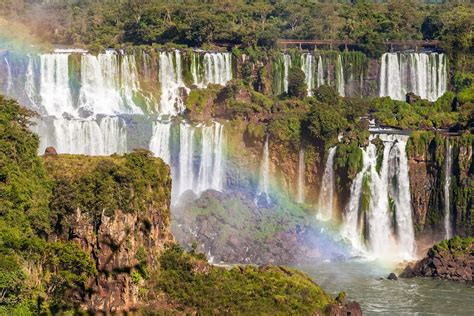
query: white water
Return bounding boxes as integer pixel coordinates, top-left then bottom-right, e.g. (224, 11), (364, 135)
(33, 116), (127, 155)
(296, 148), (305, 203)
(4, 57), (12, 95)
(336, 55), (345, 97)
(283, 54), (292, 93)
(159, 50), (188, 116)
(149, 121), (172, 164)
(257, 137), (271, 204)
(197, 123), (225, 193)
(317, 56), (325, 88)
(171, 122), (225, 200)
(444, 141), (453, 239)
(318, 147), (337, 220)
(379, 53), (447, 102)
(79, 51), (143, 116)
(192, 52), (232, 88)
(301, 54), (315, 96)
(177, 123), (196, 197)
(342, 135), (415, 260)
(39, 53), (76, 117)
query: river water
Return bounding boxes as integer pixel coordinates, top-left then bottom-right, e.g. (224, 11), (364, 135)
(297, 260), (473, 315)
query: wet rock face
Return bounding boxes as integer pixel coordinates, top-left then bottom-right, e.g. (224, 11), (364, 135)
(401, 237), (473, 283)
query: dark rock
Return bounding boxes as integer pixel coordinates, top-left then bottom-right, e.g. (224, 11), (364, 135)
(327, 301), (362, 316)
(387, 272), (398, 280)
(44, 146), (58, 156)
(406, 92), (421, 104)
(400, 237), (473, 283)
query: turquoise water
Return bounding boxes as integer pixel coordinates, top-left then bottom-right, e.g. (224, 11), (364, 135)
(297, 260), (474, 315)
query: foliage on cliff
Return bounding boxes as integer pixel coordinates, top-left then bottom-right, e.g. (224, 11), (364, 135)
(0, 96), (97, 314)
(151, 243), (337, 315)
(45, 150), (171, 227)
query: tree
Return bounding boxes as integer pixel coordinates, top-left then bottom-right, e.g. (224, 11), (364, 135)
(288, 67), (307, 98)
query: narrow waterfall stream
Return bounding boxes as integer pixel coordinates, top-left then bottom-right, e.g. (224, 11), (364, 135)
(444, 141), (453, 239)
(256, 136), (271, 205)
(296, 148), (305, 203)
(318, 146), (337, 220)
(301, 54), (315, 96)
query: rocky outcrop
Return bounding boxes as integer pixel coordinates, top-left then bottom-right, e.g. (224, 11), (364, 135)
(401, 236), (473, 282)
(172, 190), (348, 265)
(44, 151), (173, 312)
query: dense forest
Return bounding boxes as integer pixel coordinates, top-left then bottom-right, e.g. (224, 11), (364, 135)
(0, 0), (472, 59)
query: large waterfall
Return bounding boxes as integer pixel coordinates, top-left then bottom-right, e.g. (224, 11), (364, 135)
(444, 141), (453, 239)
(342, 135), (415, 260)
(379, 52), (447, 102)
(1, 48), (232, 203)
(318, 146), (337, 220)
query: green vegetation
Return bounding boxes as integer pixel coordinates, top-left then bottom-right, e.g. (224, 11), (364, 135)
(1, 1), (472, 59)
(153, 243), (335, 315)
(429, 236), (474, 258)
(0, 96), (97, 314)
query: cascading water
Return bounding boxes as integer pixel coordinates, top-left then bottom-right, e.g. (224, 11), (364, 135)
(301, 54), (315, 96)
(33, 116), (128, 155)
(317, 56), (325, 88)
(336, 55), (345, 97)
(379, 52), (447, 102)
(191, 52), (233, 88)
(342, 134), (415, 260)
(256, 136), (270, 204)
(173, 122), (225, 198)
(4, 57), (12, 95)
(283, 54), (292, 93)
(318, 147), (337, 220)
(39, 53), (76, 117)
(149, 121), (172, 164)
(444, 141), (453, 239)
(79, 51), (143, 116)
(159, 50), (187, 116)
(296, 148), (305, 203)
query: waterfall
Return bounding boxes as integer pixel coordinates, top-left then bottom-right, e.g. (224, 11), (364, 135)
(444, 141), (453, 239)
(192, 52), (232, 88)
(159, 50), (187, 116)
(33, 116), (127, 155)
(283, 54), (292, 93)
(336, 55), (345, 97)
(318, 146), (337, 220)
(317, 56), (325, 88)
(256, 137), (270, 204)
(25, 55), (39, 109)
(301, 54), (315, 96)
(79, 51), (143, 116)
(39, 53), (76, 117)
(197, 123), (225, 193)
(173, 122), (225, 199)
(296, 148), (305, 203)
(4, 57), (12, 95)
(342, 134), (415, 260)
(177, 123), (196, 197)
(150, 121), (171, 164)
(379, 53), (447, 102)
